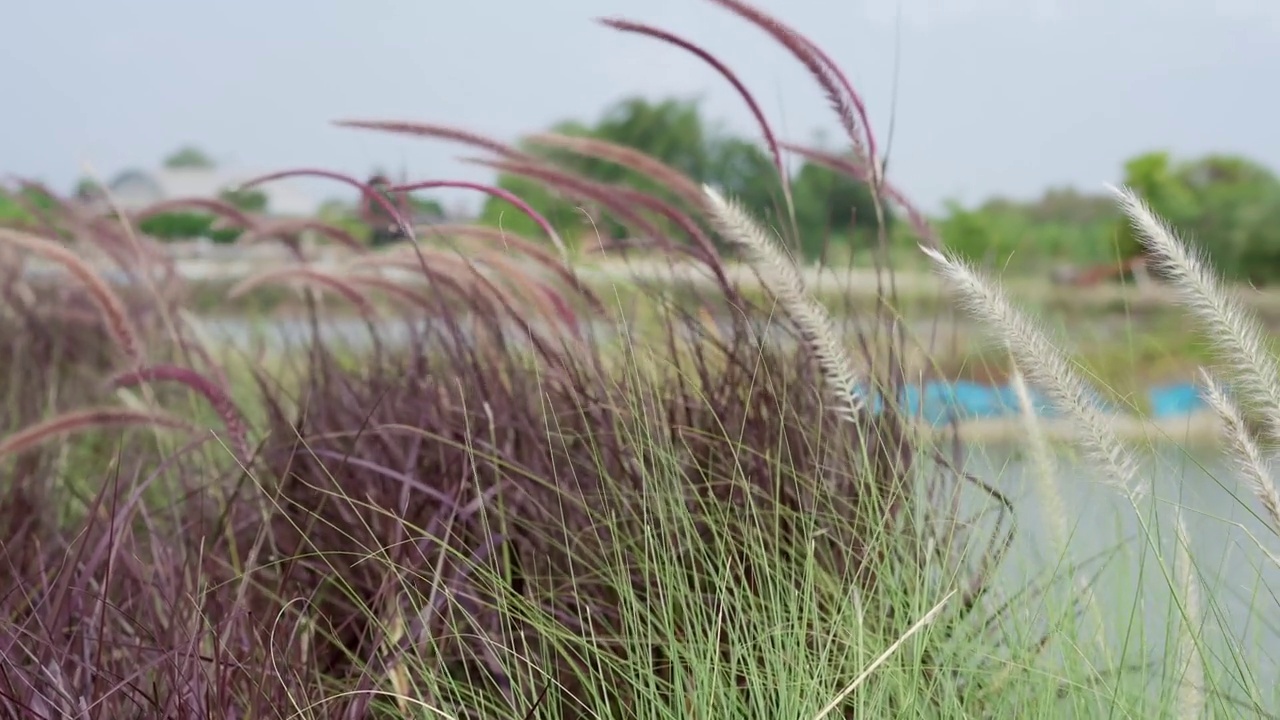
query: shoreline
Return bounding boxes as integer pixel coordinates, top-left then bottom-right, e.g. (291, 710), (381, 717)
(50, 252), (1235, 447)
(929, 409), (1223, 448)
(29, 252), (1280, 315)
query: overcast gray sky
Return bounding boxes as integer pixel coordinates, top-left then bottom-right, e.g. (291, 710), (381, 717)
(4, 0), (1277, 214)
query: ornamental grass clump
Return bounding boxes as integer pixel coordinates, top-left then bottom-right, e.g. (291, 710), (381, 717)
(0, 2), (1030, 717)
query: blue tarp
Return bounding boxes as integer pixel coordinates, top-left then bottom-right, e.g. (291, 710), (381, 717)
(858, 379), (1160, 426)
(1146, 382), (1207, 419)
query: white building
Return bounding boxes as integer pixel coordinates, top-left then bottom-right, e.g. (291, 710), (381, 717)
(93, 167), (320, 218)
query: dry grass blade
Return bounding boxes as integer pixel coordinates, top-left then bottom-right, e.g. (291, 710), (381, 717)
(133, 196), (259, 229)
(419, 223), (604, 312)
(1172, 512), (1205, 720)
(595, 17), (793, 210)
(812, 589), (956, 720)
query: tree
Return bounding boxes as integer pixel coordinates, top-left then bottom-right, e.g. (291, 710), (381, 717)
(593, 97), (712, 181)
(220, 187), (268, 214)
(1021, 187), (1117, 226)
(480, 172), (598, 247)
(707, 137), (782, 218)
(1107, 151), (1280, 283)
(1174, 154), (1280, 283)
(163, 146), (215, 170)
(137, 213), (241, 243)
(790, 156), (885, 261)
(407, 195), (446, 222)
(476, 95), (884, 260)
(0, 185), (59, 231)
(1114, 151), (1199, 263)
(480, 99), (718, 247)
(73, 177), (103, 201)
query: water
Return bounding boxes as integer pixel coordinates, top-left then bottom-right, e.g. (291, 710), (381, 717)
(199, 315), (1212, 420)
(961, 443), (1280, 706)
(193, 313), (802, 354)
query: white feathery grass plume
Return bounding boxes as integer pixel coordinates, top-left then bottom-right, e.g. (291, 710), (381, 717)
(1109, 184), (1280, 444)
(1012, 366), (1112, 657)
(1172, 511), (1205, 720)
(1199, 369), (1280, 538)
(917, 243), (1144, 498)
(701, 184), (864, 420)
(1009, 368), (1068, 553)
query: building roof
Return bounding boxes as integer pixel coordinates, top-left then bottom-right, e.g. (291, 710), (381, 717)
(104, 166), (320, 218)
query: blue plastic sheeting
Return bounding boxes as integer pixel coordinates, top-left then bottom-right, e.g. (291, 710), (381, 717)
(1146, 382), (1207, 419)
(860, 380), (1209, 426)
(858, 380), (1120, 426)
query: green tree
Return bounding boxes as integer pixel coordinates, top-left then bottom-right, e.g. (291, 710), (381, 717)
(479, 172), (597, 247)
(478, 96), (888, 260)
(407, 195), (445, 222)
(164, 146), (215, 170)
(137, 213), (241, 244)
(1107, 151), (1280, 283)
(1175, 154), (1280, 283)
(593, 97), (711, 181)
(0, 185), (59, 230)
(707, 137), (782, 216)
(1115, 151), (1198, 262)
(220, 187), (268, 214)
(73, 177), (103, 200)
(1021, 187), (1118, 226)
(790, 157), (885, 261)
(480, 99), (718, 246)
(935, 200), (1027, 267)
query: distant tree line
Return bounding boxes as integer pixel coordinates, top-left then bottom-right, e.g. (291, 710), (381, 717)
(938, 150), (1280, 284)
(4, 101), (1278, 283)
(476, 96), (886, 261)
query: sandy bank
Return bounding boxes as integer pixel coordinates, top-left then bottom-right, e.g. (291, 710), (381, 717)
(927, 408), (1223, 448)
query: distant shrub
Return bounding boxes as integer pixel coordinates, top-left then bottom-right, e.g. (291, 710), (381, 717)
(137, 210), (242, 243)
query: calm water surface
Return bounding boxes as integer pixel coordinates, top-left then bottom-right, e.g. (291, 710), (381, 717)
(963, 443), (1280, 707)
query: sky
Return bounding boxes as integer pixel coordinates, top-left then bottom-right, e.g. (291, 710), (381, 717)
(4, 0), (1278, 216)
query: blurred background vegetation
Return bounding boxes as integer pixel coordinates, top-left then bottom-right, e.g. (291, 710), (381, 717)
(5, 94), (1279, 284)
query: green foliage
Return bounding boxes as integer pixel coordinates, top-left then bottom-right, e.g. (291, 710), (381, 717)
(1174, 155), (1280, 284)
(935, 194), (1120, 270)
(163, 145), (215, 169)
(317, 198), (372, 243)
(790, 153), (886, 260)
(0, 192), (31, 227)
(407, 194), (444, 221)
(0, 186), (59, 229)
(137, 211), (241, 243)
(220, 187), (268, 214)
(596, 97), (712, 180)
(72, 177), (102, 200)
(1113, 151), (1197, 260)
(480, 171), (595, 246)
(936, 151), (1280, 281)
(477, 96), (885, 257)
